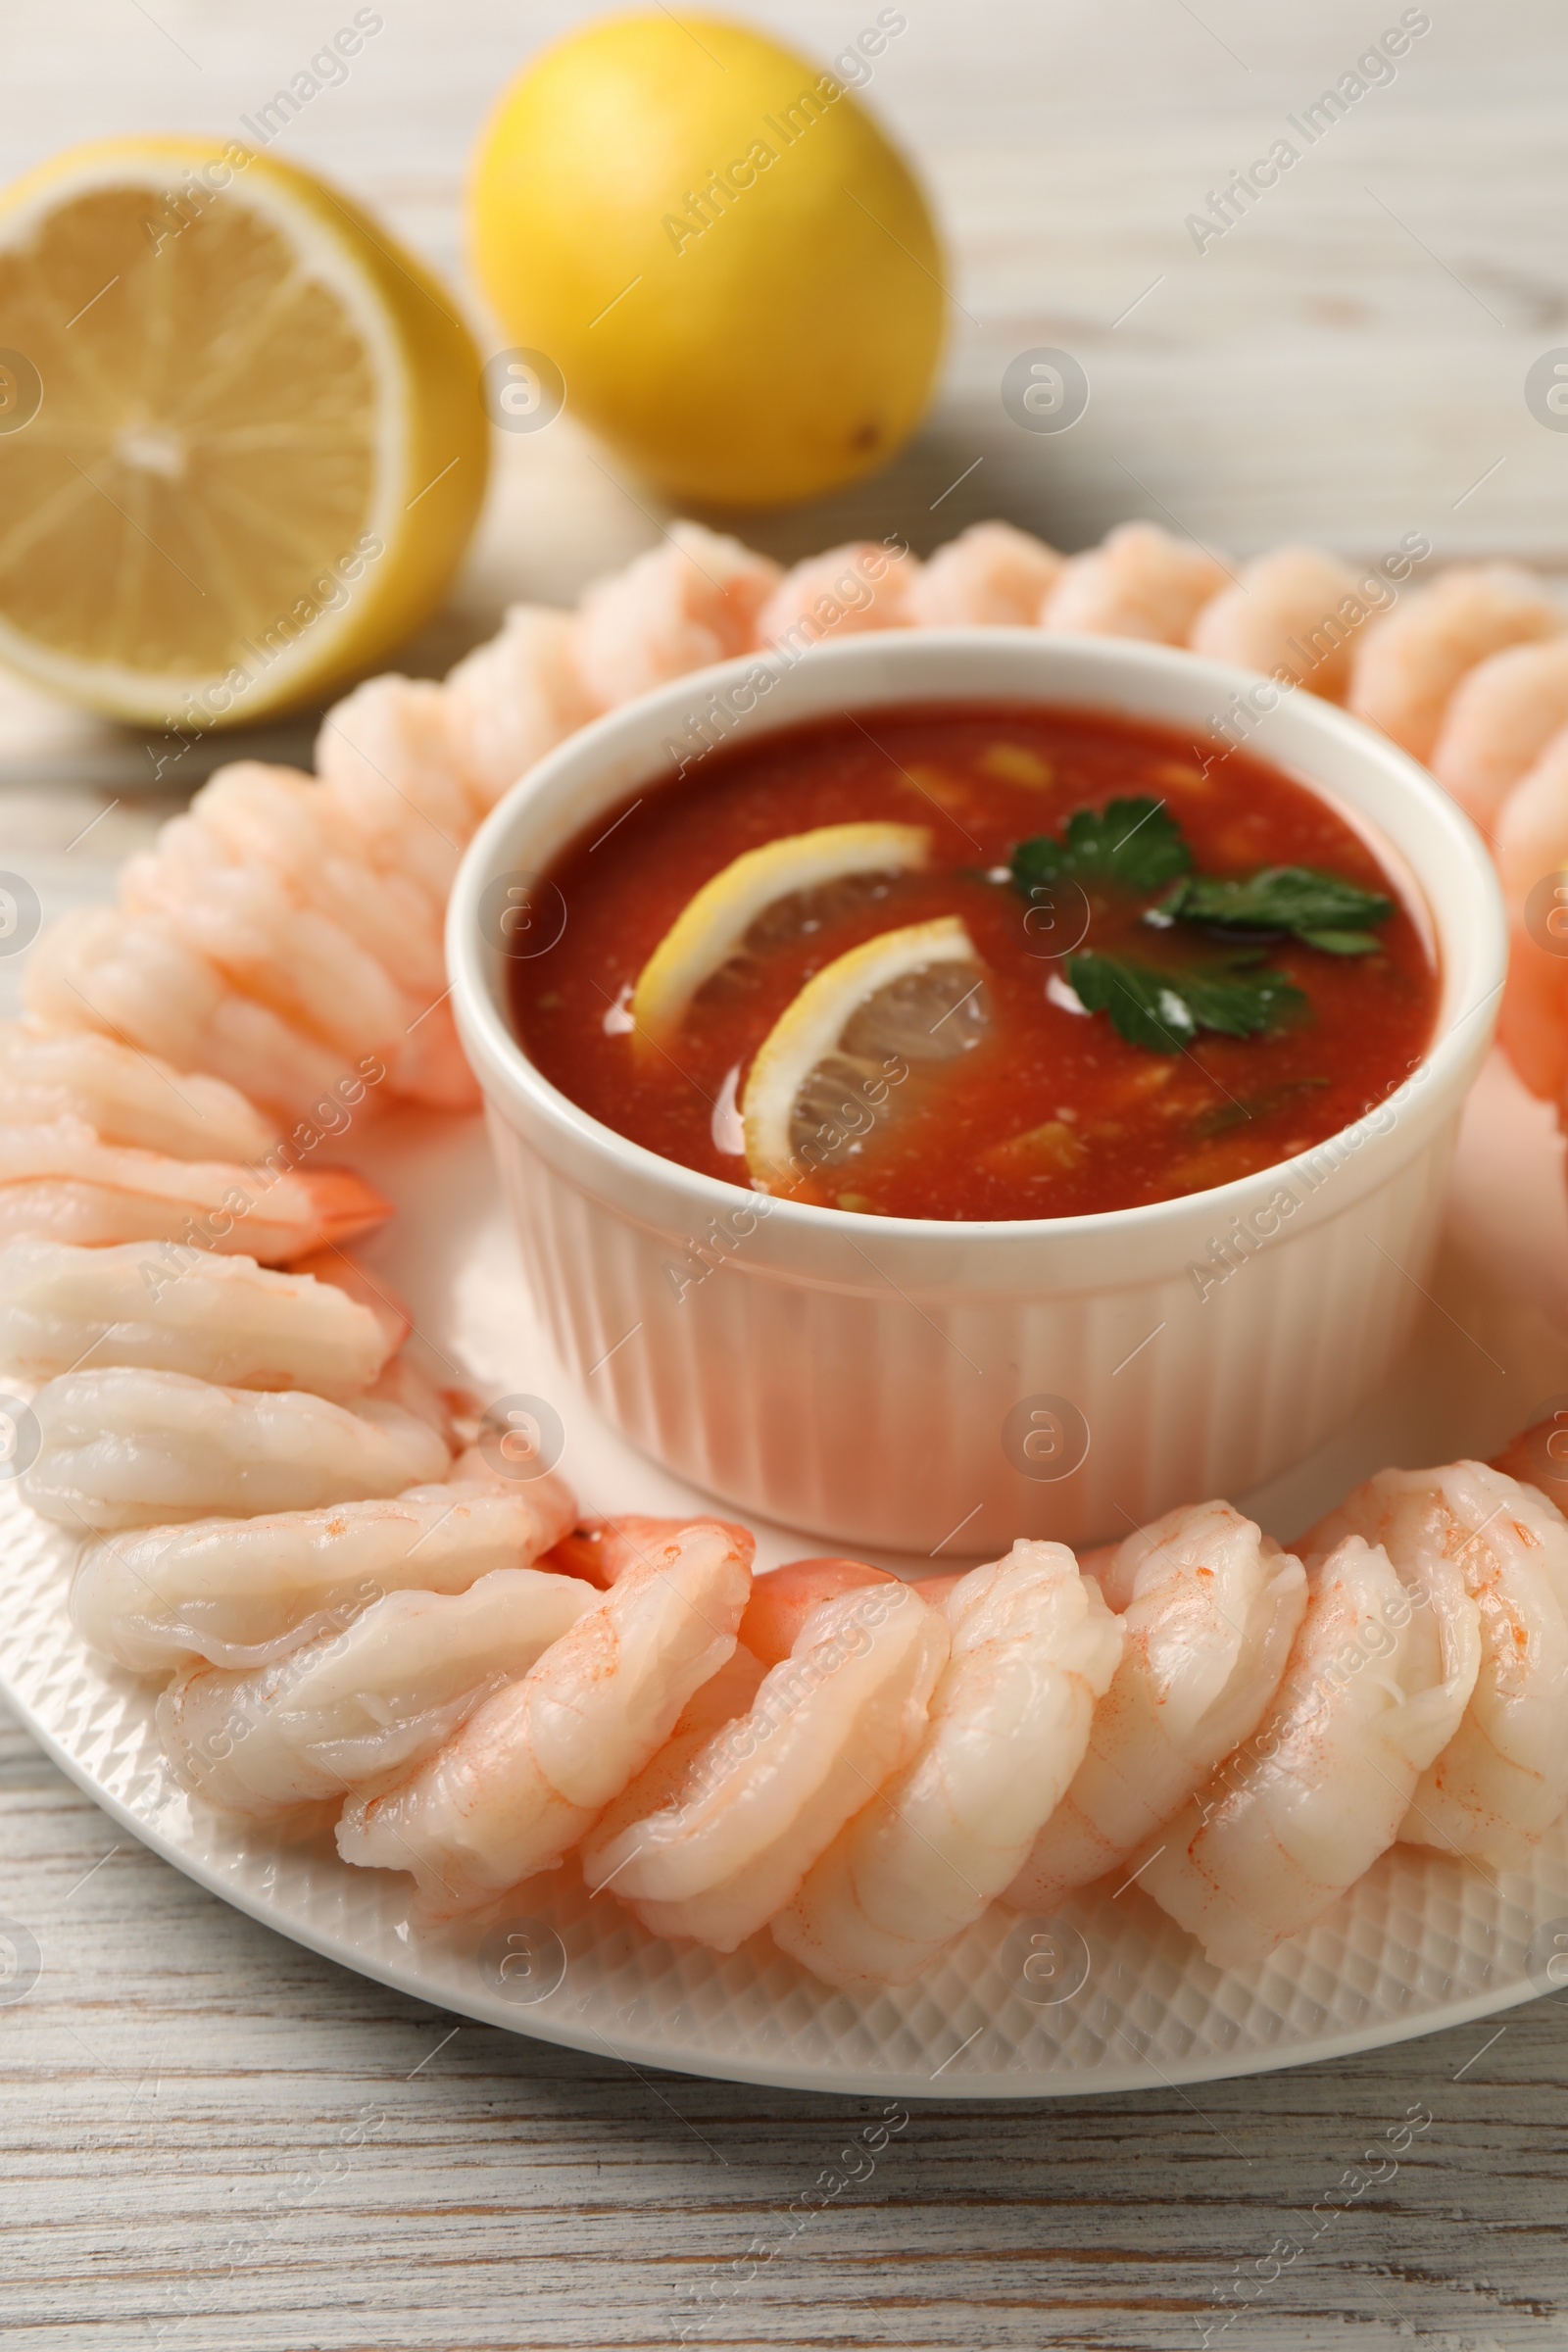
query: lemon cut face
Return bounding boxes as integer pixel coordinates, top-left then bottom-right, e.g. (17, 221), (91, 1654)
(741, 915), (989, 1192)
(630, 821), (930, 1043)
(0, 137), (487, 725)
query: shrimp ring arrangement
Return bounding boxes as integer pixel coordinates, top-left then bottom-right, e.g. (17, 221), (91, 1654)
(6, 512), (1568, 2088)
(18, 515), (1568, 1141)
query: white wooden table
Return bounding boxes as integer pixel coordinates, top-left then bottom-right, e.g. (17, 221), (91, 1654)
(5, 6), (1568, 2344)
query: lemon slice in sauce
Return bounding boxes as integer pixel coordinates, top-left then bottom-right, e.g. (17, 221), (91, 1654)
(741, 915), (988, 1194)
(630, 821), (929, 1044)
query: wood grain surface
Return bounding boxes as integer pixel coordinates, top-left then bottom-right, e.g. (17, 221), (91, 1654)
(6, 1699), (1567, 2352)
(5, 5), (1568, 2345)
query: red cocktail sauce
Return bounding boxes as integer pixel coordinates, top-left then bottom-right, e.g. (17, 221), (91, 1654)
(511, 704), (1438, 1222)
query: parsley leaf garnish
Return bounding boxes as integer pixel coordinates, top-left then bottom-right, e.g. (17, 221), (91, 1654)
(1065, 952), (1307, 1054)
(1156, 866), (1393, 956)
(1011, 803), (1380, 1054)
(1011, 797), (1193, 897)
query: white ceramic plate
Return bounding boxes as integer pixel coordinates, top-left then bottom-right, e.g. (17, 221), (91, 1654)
(4, 1057), (1568, 2096)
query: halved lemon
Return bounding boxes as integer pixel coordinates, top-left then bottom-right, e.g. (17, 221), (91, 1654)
(0, 135), (488, 726)
(630, 821), (929, 1043)
(741, 915), (988, 1192)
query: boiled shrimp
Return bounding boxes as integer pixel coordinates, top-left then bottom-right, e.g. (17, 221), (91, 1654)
(571, 522), (783, 710)
(287, 1248), (410, 1357)
(1187, 546), (1373, 703)
(0, 1020), (275, 1162)
(1495, 936), (1568, 1104)
(1479, 721), (1568, 1102)
(1493, 718), (1568, 911)
(903, 521), (1064, 627)
(1493, 1414), (1568, 1508)
(577, 1644), (767, 1860)
(1348, 564), (1562, 763)
(1005, 1502), (1307, 1913)
(0, 1116), (389, 1261)
(26, 1364), (451, 1532)
(1135, 1532), (1481, 1968)
(1308, 1460), (1568, 1867)
(583, 1579), (947, 1954)
(756, 541), (918, 654)
(122, 820), (414, 1065)
(122, 819), (475, 1121)
(1041, 521), (1229, 645)
(1429, 638), (1568, 832)
(773, 1543), (1122, 1988)
(315, 674), (477, 893)
(443, 605), (599, 807)
(71, 1464), (577, 1674)
(159, 1566), (596, 1815)
(541, 1513), (740, 1591)
(361, 1355), (474, 1452)
(17, 656), (485, 1122)
(737, 1556), (900, 1664)
(0, 1239), (392, 1396)
(189, 762), (449, 1000)
(337, 1518), (754, 1913)
(25, 906), (361, 1123)
(34, 750), (474, 1114)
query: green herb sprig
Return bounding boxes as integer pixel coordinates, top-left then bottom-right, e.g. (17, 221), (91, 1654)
(1153, 865), (1394, 956)
(1065, 951), (1307, 1055)
(1009, 797), (1192, 898)
(1012, 800), (1395, 1053)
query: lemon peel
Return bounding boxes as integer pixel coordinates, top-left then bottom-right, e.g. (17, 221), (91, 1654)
(741, 915), (986, 1191)
(631, 820), (930, 1043)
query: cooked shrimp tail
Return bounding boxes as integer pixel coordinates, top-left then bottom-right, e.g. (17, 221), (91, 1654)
(336, 1518), (754, 1913)
(159, 1568), (596, 1815)
(0, 1019), (277, 1160)
(540, 1512), (754, 1590)
(1041, 521), (1228, 645)
(71, 1466), (577, 1674)
(32, 1366), (451, 1533)
(773, 1543), (1122, 1988)
(1135, 1533), (1480, 1967)
(1005, 1503), (1306, 1912)
(1313, 1460), (1568, 1866)
(737, 1556), (900, 1665)
(1188, 546), (1372, 703)
(0, 1116), (389, 1262)
(0, 1239), (393, 1395)
(583, 1579), (947, 1954)
(1348, 564), (1561, 762)
(904, 520), (1063, 627)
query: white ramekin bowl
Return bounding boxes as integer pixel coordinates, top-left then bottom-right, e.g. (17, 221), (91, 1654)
(449, 631), (1506, 1554)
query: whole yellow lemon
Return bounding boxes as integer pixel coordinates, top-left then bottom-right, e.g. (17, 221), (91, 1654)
(469, 12), (947, 508)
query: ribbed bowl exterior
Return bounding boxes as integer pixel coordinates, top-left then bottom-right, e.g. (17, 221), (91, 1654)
(486, 1099), (1458, 1551)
